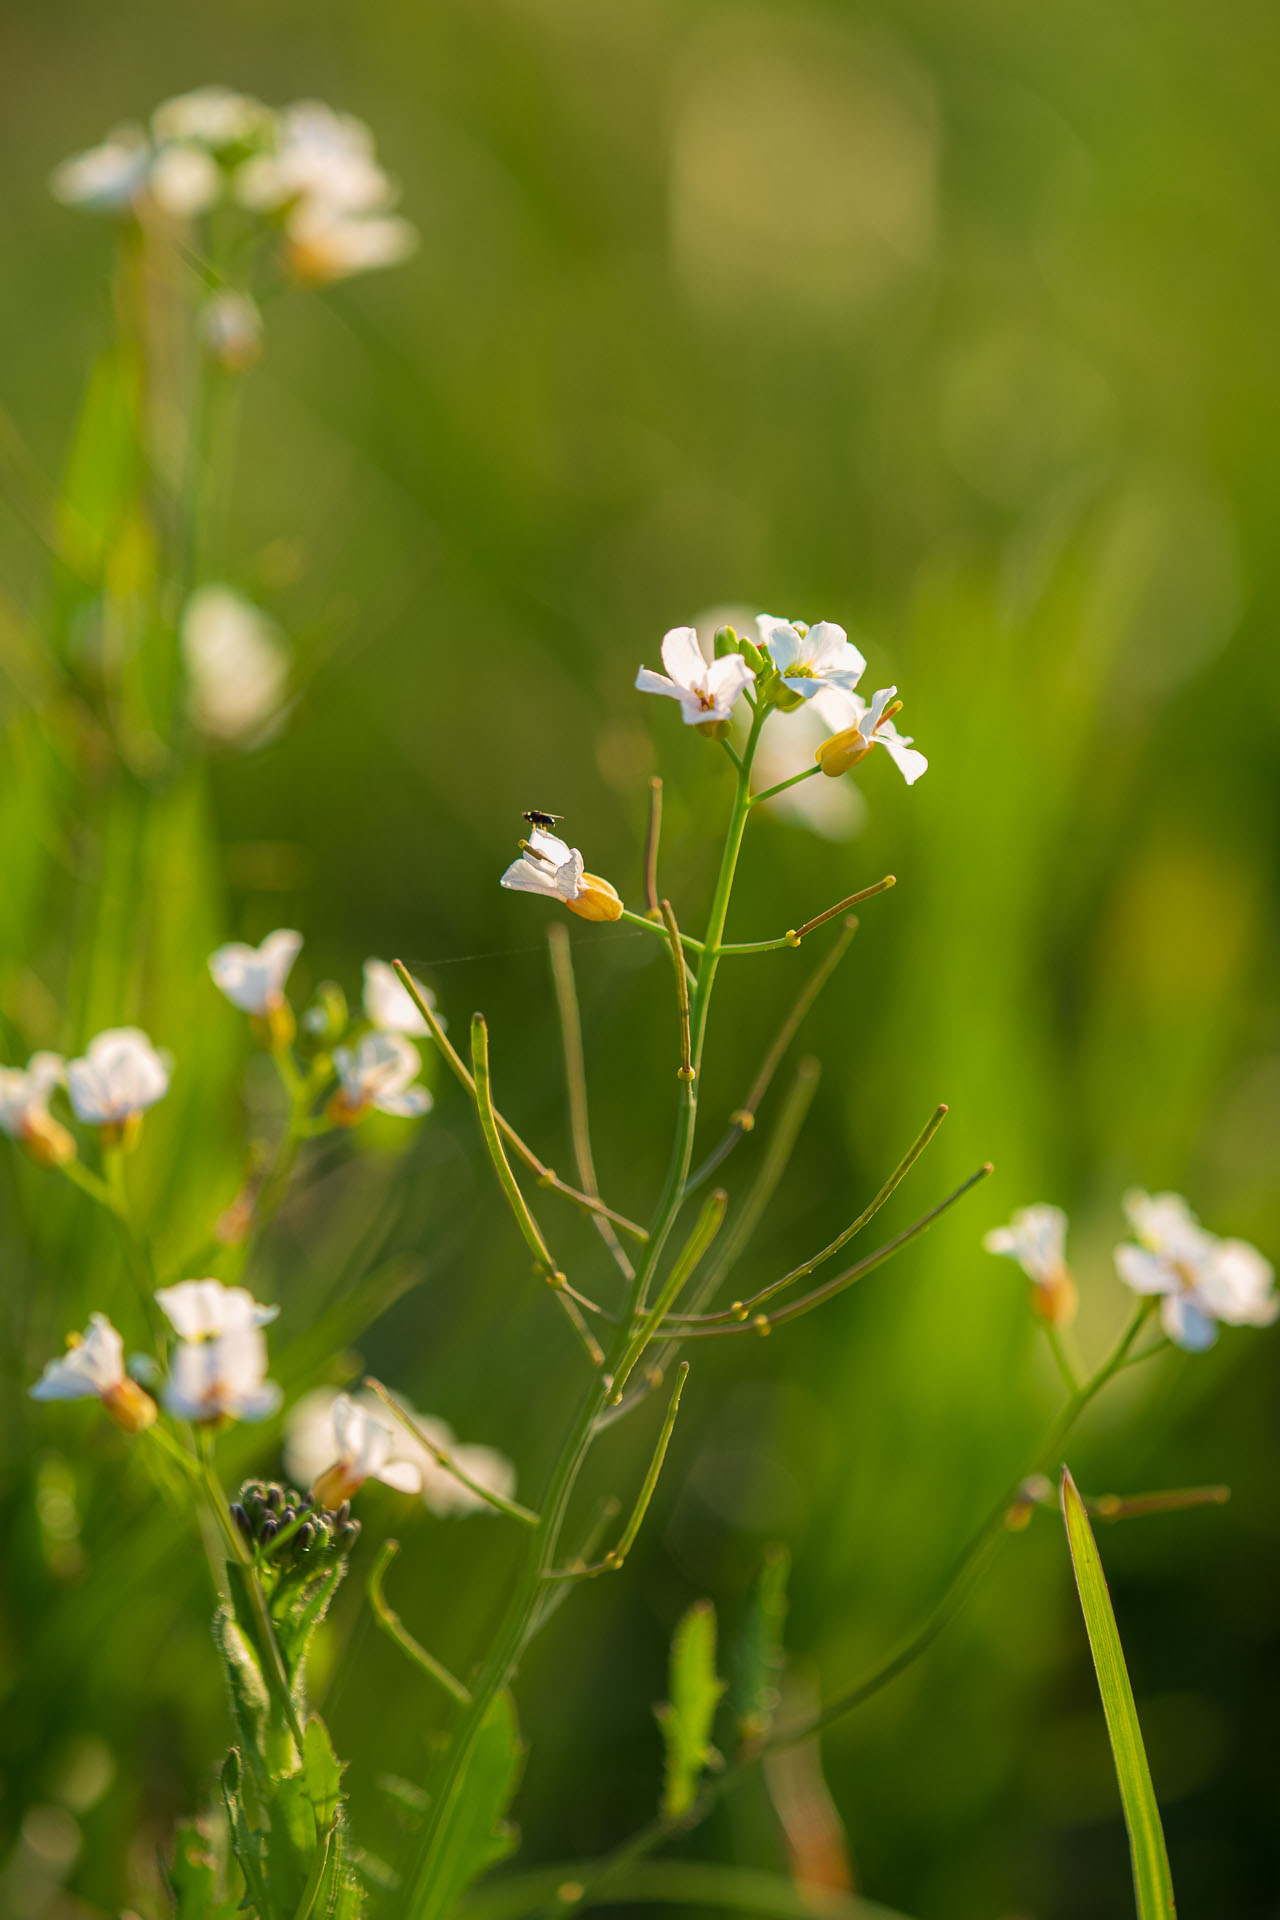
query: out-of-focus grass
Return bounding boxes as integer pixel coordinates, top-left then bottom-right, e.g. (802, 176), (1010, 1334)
(1, 3), (1278, 1917)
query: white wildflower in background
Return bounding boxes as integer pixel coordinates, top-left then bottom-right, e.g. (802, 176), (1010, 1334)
(283, 207), (417, 285)
(151, 87), (272, 152)
(209, 930), (303, 1019)
(0, 1053), (75, 1167)
(750, 692), (868, 840)
(363, 959), (439, 1036)
(49, 126), (151, 212)
(181, 585), (290, 746)
(329, 1032), (432, 1124)
(308, 1394), (424, 1506)
(30, 1313), (157, 1433)
(814, 686), (928, 785)
(285, 1388), (516, 1519)
(756, 615), (867, 700)
(158, 1281), (281, 1423)
(155, 1279), (279, 1340)
(1114, 1190), (1278, 1351)
(147, 143), (222, 218)
(984, 1203), (1078, 1327)
(198, 290), (263, 372)
(67, 1029), (170, 1131)
(500, 829), (623, 922)
(636, 626), (756, 727)
(233, 101), (393, 214)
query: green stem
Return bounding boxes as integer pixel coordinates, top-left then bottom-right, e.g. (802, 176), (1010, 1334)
(616, 906), (704, 954)
(749, 765), (823, 805)
(368, 1541), (473, 1705)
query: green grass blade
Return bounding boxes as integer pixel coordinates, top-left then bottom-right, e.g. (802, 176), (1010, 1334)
(1061, 1468), (1177, 1919)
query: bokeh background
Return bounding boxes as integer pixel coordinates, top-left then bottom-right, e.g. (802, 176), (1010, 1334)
(2, 2), (1279, 1916)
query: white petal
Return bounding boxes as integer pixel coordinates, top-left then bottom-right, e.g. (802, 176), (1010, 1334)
(635, 667), (682, 701)
(376, 1457), (425, 1494)
(878, 731), (929, 785)
(1198, 1240), (1278, 1326)
(1114, 1244), (1176, 1296)
(283, 1387), (345, 1489)
(501, 856), (562, 898)
(658, 626), (707, 689)
(705, 654), (756, 706)
(1160, 1293), (1219, 1352)
(375, 1086), (433, 1119)
(804, 622), (864, 680)
(756, 617), (801, 672)
(156, 1279), (277, 1340)
(364, 958), (432, 1035)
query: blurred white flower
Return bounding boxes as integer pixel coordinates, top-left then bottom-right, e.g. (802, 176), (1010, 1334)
(0, 1053), (75, 1167)
(49, 126), (150, 212)
(750, 691), (867, 840)
(283, 206), (417, 285)
(181, 584), (289, 745)
(285, 1387), (516, 1518)
(757, 615), (867, 700)
(500, 829), (623, 922)
(636, 626), (755, 727)
(329, 1031), (432, 1123)
(31, 1313), (157, 1432)
(984, 1203), (1077, 1326)
(308, 1393), (424, 1506)
(209, 929), (302, 1017)
(234, 100), (393, 214)
(1115, 1190), (1278, 1352)
(199, 290), (263, 372)
(815, 686), (928, 785)
(155, 1279), (279, 1341)
(152, 87), (271, 152)
(164, 1325), (281, 1423)
(148, 143), (222, 217)
(363, 959), (438, 1036)
(68, 1029), (170, 1128)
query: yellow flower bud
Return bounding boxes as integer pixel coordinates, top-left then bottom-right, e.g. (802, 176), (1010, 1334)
(566, 875), (624, 923)
(815, 725), (872, 779)
(101, 1378), (158, 1434)
(20, 1110), (76, 1169)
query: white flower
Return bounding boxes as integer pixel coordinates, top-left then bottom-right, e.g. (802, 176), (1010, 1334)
(363, 959), (439, 1036)
(330, 1031), (432, 1123)
(284, 1387), (515, 1518)
(209, 929), (303, 1016)
(199, 290), (263, 373)
(30, 1313), (156, 1432)
(156, 1279), (279, 1341)
(233, 101), (394, 215)
(814, 686), (928, 786)
(49, 126), (151, 211)
(756, 615), (867, 700)
(1114, 1190), (1278, 1352)
(164, 1326), (281, 1423)
(0, 1053), (75, 1165)
(152, 87), (271, 152)
(500, 830), (623, 922)
(636, 626), (756, 727)
(283, 206), (417, 285)
(749, 690), (868, 840)
(181, 585), (289, 745)
(148, 143), (222, 217)
(309, 1393), (424, 1506)
(68, 1029), (170, 1127)
(985, 1203), (1077, 1326)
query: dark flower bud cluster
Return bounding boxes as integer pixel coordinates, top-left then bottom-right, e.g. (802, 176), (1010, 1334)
(231, 1479), (360, 1565)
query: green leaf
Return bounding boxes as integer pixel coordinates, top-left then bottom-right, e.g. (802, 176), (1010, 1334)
(272, 1558), (347, 1702)
(459, 1858), (915, 1920)
(164, 1819), (235, 1920)
(404, 1689), (523, 1920)
(302, 1716), (344, 1833)
(1061, 1468), (1177, 1920)
(212, 1603), (271, 1801)
(220, 1750), (274, 1920)
(655, 1600), (727, 1820)
(732, 1545), (790, 1749)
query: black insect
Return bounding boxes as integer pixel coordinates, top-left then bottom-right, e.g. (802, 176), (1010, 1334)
(522, 809), (563, 832)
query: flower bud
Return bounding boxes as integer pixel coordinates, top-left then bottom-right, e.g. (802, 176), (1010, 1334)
(200, 290), (263, 373)
(101, 1378), (158, 1434)
(1030, 1264), (1078, 1329)
(713, 625), (740, 658)
(565, 874), (624, 923)
(19, 1110), (77, 1169)
(815, 724), (872, 779)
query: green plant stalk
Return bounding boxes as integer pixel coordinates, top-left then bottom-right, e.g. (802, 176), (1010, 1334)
(400, 703), (769, 1915)
(368, 1541), (473, 1706)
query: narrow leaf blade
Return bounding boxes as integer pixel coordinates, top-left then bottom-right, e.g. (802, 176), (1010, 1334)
(656, 1600), (727, 1819)
(1061, 1467), (1176, 1920)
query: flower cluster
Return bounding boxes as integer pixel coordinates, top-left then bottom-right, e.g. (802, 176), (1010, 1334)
(51, 88), (416, 290)
(986, 1190), (1276, 1352)
(1, 1028), (171, 1167)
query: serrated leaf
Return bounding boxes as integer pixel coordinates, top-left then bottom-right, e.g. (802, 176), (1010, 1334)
(403, 1689), (523, 1920)
(1061, 1468), (1177, 1920)
(302, 1716), (344, 1832)
(220, 1750), (274, 1919)
(733, 1545), (790, 1748)
(656, 1600), (727, 1820)
(272, 1559), (347, 1702)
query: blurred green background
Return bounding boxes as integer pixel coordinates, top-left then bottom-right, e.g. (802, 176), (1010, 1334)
(2, 1), (1279, 1915)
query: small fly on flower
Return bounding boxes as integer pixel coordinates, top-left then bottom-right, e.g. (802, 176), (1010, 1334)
(522, 809), (563, 833)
